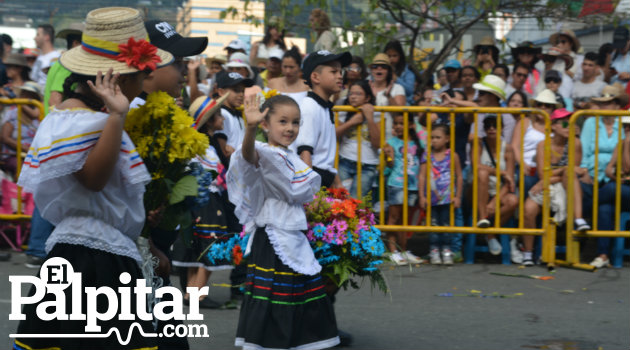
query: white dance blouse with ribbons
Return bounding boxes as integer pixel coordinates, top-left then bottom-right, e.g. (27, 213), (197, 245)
(18, 108), (151, 262)
(227, 141), (322, 275)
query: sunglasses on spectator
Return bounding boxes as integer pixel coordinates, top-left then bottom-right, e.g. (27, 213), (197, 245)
(514, 72), (528, 78)
(483, 121), (497, 130)
(345, 66), (361, 73)
(553, 119), (569, 128)
(537, 102), (556, 109)
(545, 78), (561, 84)
(445, 68), (458, 73)
(478, 90), (489, 96)
(558, 39), (569, 45)
(371, 64), (389, 70)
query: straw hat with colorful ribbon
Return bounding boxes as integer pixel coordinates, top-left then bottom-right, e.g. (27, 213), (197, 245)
(189, 94), (229, 130)
(472, 74), (506, 100)
(59, 7), (173, 76)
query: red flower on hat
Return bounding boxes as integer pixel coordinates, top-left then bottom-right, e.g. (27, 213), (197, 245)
(116, 37), (162, 71)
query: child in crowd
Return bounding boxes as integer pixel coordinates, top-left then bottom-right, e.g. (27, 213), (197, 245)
(383, 113), (423, 265)
(336, 79), (378, 198)
(1, 81), (42, 175)
(13, 7), (173, 349)
(544, 70), (573, 111)
(295, 50), (351, 188)
(419, 124), (463, 265)
(228, 94), (339, 349)
(523, 108), (590, 266)
(172, 94), (242, 309)
(474, 115), (519, 256)
(215, 70), (254, 157)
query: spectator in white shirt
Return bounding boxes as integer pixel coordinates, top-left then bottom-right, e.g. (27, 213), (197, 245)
(30, 24), (60, 86)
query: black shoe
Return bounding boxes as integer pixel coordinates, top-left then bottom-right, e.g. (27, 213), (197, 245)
(198, 297), (222, 309)
(0, 252), (11, 262)
(335, 329), (353, 347)
(25, 255), (43, 268)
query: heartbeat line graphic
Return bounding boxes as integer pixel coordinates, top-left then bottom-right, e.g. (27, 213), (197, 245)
(10, 322), (158, 346)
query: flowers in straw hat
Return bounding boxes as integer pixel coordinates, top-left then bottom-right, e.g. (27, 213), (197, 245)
(189, 94), (229, 130)
(472, 74), (506, 100)
(59, 7), (173, 76)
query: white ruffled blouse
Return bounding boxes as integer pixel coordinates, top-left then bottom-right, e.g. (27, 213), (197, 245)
(18, 108), (151, 261)
(227, 141), (322, 275)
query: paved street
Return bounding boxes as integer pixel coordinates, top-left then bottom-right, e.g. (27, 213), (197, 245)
(2, 249), (629, 350)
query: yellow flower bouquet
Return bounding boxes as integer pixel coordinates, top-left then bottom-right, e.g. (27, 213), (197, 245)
(125, 91), (209, 235)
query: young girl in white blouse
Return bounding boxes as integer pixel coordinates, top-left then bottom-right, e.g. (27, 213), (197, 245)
(228, 94), (340, 350)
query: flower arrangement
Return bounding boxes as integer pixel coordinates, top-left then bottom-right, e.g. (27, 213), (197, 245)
(125, 91), (209, 235)
(204, 230), (249, 266)
(305, 188), (388, 293)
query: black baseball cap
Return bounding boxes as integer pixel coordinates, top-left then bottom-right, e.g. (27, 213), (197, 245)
(145, 20), (208, 57)
(216, 71), (254, 89)
(545, 70), (561, 81)
(302, 50), (352, 84)
(612, 27), (629, 50)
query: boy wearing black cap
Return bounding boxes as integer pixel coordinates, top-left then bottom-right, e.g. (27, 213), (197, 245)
(296, 50), (351, 188)
(130, 20), (208, 108)
(215, 70), (254, 156)
(544, 70), (572, 110)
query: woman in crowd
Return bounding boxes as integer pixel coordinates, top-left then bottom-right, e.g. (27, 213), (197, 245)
(549, 29), (583, 80)
(339, 55), (367, 101)
(0, 53), (31, 98)
(591, 117), (630, 268)
(384, 40), (416, 105)
(249, 19), (286, 65)
(460, 65), (480, 102)
(310, 8), (336, 52)
(369, 53), (406, 138)
(268, 47), (309, 103)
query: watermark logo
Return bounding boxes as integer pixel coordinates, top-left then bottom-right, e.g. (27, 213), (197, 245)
(9, 257), (210, 345)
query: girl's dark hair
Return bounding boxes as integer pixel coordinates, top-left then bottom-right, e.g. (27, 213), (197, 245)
(600, 43), (614, 65)
(18, 66), (31, 82)
(261, 94), (300, 119)
(343, 80), (375, 122)
(492, 63), (509, 78)
(384, 40), (407, 77)
(393, 113), (423, 159)
(283, 46), (302, 67)
(444, 88), (467, 101)
(507, 90), (529, 107)
(262, 25), (287, 51)
(63, 71), (146, 112)
(432, 123), (450, 137)
(62, 74), (104, 111)
(461, 65), (481, 80)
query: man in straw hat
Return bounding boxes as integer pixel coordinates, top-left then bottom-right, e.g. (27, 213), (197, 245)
(473, 36), (499, 78)
(13, 7), (174, 350)
(549, 28), (583, 80)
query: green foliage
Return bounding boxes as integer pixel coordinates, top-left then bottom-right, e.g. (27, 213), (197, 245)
(169, 175), (198, 205)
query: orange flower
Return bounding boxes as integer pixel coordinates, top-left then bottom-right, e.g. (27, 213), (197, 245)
(232, 245), (243, 265)
(328, 188), (349, 199)
(331, 200), (357, 218)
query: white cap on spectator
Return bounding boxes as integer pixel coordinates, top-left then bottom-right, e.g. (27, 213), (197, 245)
(224, 39), (247, 51)
(268, 47), (284, 60)
(225, 52), (255, 79)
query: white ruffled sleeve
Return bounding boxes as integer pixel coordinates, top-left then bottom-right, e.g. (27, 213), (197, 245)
(226, 142), (266, 229)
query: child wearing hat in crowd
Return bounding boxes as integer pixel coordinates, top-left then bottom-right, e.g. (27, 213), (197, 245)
(295, 50), (352, 188)
(229, 93), (340, 350)
(172, 94), (242, 309)
(225, 52), (264, 88)
(523, 108), (590, 266)
(13, 7), (173, 349)
(215, 70), (255, 156)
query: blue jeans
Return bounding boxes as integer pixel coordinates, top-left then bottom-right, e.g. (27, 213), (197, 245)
(429, 204), (452, 250)
(597, 182), (630, 255)
(25, 206), (55, 258)
(337, 157), (378, 199)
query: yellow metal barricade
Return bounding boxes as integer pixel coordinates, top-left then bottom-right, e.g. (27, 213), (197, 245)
(333, 106), (558, 265)
(0, 98), (45, 250)
(563, 110), (630, 270)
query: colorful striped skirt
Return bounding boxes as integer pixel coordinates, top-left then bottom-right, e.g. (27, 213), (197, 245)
(234, 226), (340, 350)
